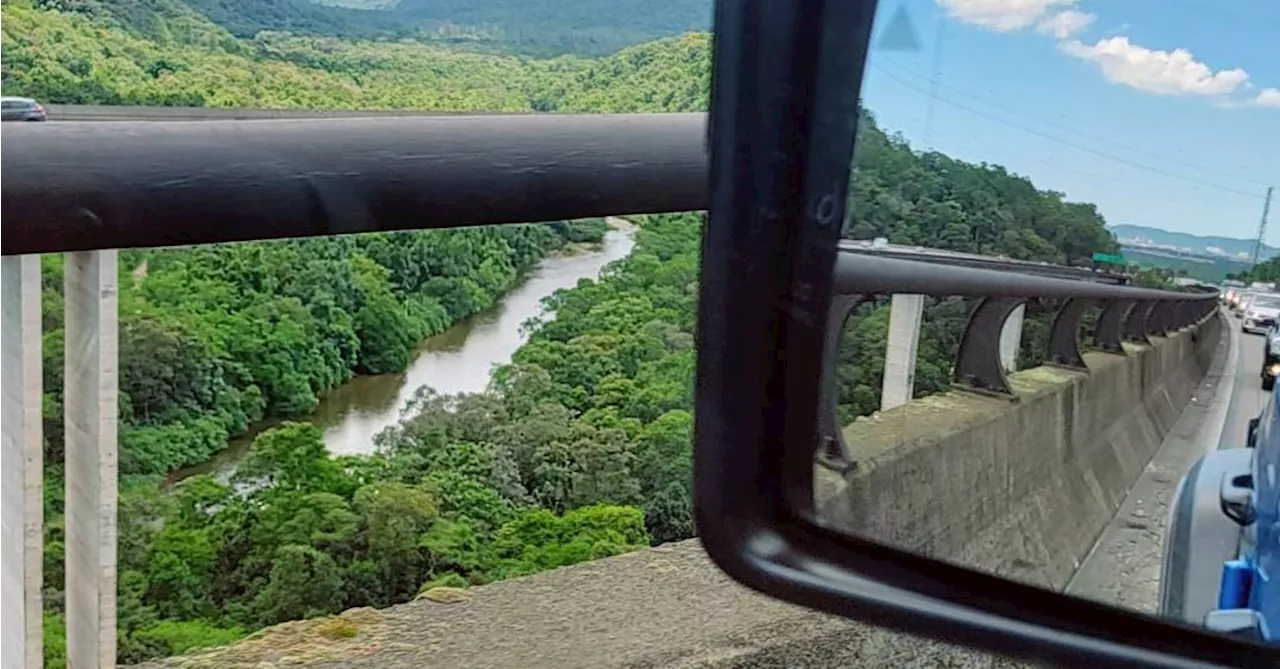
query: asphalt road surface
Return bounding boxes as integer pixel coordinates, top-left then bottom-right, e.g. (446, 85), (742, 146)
(1220, 313), (1269, 449)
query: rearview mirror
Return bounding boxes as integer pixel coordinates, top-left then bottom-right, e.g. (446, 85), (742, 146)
(693, 1), (1276, 667)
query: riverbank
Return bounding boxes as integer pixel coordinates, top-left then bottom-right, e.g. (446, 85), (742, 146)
(166, 221), (637, 485)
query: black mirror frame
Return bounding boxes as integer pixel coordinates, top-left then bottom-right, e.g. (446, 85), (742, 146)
(692, 1), (1274, 667)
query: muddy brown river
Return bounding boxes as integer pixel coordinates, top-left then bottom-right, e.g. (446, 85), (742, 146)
(171, 223), (635, 481)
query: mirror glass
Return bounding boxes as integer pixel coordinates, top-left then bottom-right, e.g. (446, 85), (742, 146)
(807, 0), (1278, 648)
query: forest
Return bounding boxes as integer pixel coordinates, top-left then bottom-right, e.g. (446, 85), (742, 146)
(3, 0), (711, 109)
(25, 0), (713, 57)
(1238, 255), (1280, 284)
(4, 2), (1126, 666)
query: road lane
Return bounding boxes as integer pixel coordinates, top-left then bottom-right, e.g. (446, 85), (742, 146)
(1219, 311), (1269, 450)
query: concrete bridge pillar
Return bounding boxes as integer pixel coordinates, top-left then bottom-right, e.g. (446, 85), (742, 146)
(3, 255), (45, 669)
(63, 250), (119, 669)
(881, 293), (923, 411)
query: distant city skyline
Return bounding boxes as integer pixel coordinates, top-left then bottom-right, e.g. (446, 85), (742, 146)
(1116, 234), (1255, 261)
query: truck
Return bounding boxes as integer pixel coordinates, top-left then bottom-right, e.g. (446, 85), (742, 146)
(1159, 398), (1279, 642)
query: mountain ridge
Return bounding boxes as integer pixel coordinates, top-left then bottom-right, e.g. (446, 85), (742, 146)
(1109, 223), (1276, 259)
(9, 0), (710, 57)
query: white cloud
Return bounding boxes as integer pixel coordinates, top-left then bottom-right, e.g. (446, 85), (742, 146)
(1036, 10), (1096, 39)
(1257, 89), (1280, 108)
(1059, 37), (1250, 96)
(938, 0), (1078, 32)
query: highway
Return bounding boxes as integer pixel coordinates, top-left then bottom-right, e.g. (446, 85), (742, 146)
(1221, 312), (1270, 449)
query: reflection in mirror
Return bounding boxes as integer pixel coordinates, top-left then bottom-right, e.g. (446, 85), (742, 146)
(808, 0), (1278, 648)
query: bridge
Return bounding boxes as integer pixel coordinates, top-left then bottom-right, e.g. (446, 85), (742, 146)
(1, 114), (1243, 669)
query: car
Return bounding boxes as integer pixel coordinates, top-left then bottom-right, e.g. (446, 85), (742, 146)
(1242, 293), (1280, 334)
(1263, 322), (1280, 391)
(1, 96), (47, 122)
(1232, 291), (1254, 317)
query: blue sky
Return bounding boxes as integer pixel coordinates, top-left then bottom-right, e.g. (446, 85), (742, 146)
(857, 0), (1279, 242)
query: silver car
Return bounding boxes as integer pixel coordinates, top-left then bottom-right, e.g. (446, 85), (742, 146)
(1, 96), (47, 122)
(1242, 293), (1280, 334)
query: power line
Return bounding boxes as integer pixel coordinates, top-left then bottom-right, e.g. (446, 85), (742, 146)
(1158, 0), (1280, 29)
(1251, 187), (1274, 269)
(921, 15), (947, 151)
(870, 58), (1272, 188)
(866, 61), (1269, 201)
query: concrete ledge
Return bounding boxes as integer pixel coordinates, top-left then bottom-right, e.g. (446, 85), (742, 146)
(816, 313), (1223, 592)
(133, 538), (1025, 669)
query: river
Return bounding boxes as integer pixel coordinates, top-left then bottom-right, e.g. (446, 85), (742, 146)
(170, 222), (636, 482)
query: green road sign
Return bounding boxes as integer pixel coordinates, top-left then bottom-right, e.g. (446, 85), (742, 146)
(1092, 252), (1126, 265)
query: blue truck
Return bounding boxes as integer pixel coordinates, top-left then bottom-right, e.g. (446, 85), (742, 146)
(1160, 384), (1279, 642)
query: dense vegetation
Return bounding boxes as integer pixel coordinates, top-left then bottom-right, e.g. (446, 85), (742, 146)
(88, 214), (693, 664)
(1125, 249), (1241, 284)
(25, 0), (713, 57)
(48, 224), (606, 480)
(1237, 255), (1280, 284)
(3, 0), (711, 111)
(6, 2), (1126, 666)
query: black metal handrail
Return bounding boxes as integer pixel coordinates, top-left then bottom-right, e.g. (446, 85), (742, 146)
(2, 114), (707, 255)
(817, 252), (1219, 474)
(3, 115), (1221, 481)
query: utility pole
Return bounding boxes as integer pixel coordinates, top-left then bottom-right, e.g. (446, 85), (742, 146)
(1250, 186), (1274, 271)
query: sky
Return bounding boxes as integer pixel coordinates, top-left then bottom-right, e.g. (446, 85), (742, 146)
(856, 0), (1279, 243)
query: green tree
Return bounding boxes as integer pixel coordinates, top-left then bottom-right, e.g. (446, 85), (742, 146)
(253, 544), (346, 625)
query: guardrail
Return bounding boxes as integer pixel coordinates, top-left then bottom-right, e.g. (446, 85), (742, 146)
(0, 113), (1220, 669)
(839, 240), (1132, 285)
(815, 253), (1218, 474)
(2, 114), (707, 255)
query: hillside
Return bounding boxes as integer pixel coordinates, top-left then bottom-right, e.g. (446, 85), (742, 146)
(2, 0), (718, 110)
(368, 0), (711, 54)
(1122, 249), (1252, 284)
(35, 0), (713, 56)
(2, 0), (562, 109)
(1110, 223), (1275, 259)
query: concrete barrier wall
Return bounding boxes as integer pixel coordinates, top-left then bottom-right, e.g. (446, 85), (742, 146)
(133, 313), (1224, 669)
(815, 311), (1224, 591)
